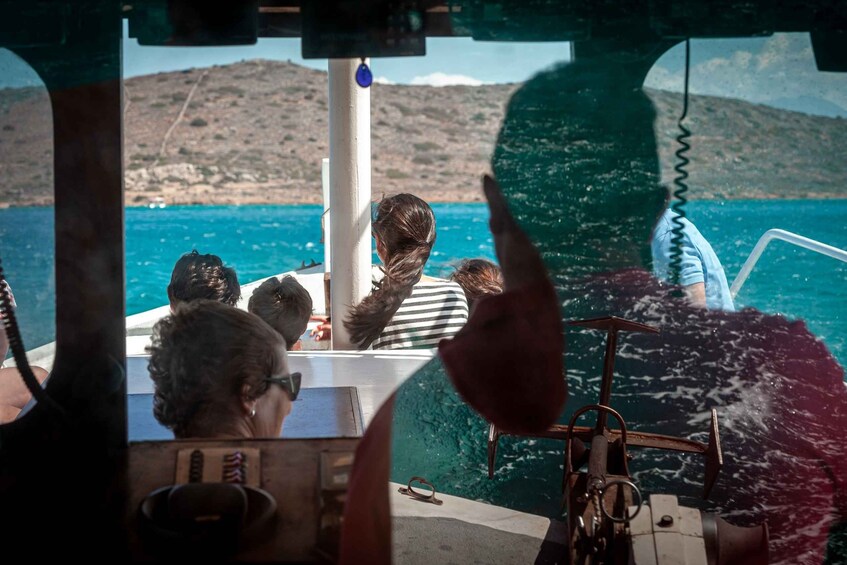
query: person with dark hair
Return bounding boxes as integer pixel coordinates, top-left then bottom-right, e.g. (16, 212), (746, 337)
(248, 275), (313, 351)
(148, 299), (298, 439)
(343, 193), (469, 350)
(166, 249), (240, 310)
(339, 176), (564, 565)
(449, 258), (503, 310)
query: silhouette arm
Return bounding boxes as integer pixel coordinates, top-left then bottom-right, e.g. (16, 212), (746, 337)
(439, 175), (565, 434)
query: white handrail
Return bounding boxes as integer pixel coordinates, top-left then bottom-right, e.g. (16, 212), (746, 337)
(730, 229), (847, 299)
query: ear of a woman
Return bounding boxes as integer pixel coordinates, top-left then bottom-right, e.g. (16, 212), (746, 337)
(240, 383), (256, 417)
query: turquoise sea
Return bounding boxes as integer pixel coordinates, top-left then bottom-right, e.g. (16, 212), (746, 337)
(3, 199), (847, 558)
(1, 200), (847, 369)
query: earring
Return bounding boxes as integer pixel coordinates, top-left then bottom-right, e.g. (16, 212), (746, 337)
(250, 407), (256, 418)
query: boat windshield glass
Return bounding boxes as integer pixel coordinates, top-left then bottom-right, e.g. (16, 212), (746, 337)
(645, 34), (847, 363)
(0, 48), (55, 382)
(119, 28), (571, 441)
(0, 7), (846, 563)
(120, 32), (571, 334)
(384, 30), (847, 565)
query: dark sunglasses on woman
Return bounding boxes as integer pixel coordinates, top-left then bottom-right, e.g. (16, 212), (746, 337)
(264, 372), (301, 401)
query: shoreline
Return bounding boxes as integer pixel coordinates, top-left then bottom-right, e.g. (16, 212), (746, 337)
(5, 195), (847, 209)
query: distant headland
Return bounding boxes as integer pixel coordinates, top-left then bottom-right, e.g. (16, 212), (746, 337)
(1, 59), (846, 207)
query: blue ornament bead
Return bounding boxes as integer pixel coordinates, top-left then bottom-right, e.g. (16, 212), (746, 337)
(356, 63), (373, 88)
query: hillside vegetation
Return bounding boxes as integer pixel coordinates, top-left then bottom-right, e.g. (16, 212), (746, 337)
(1, 59), (846, 207)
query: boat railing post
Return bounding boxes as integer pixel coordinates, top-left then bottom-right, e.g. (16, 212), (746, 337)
(730, 229), (847, 299)
(328, 58), (372, 350)
(321, 157), (331, 273)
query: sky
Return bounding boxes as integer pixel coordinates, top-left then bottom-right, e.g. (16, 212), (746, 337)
(646, 34), (847, 118)
(121, 35), (573, 86)
(1, 27), (845, 117)
(0, 25), (572, 89)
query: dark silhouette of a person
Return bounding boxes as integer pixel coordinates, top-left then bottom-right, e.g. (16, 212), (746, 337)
(340, 54), (847, 565)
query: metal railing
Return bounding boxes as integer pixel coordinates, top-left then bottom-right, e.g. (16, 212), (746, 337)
(730, 229), (847, 299)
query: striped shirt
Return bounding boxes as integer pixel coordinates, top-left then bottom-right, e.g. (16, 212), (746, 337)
(371, 281), (469, 350)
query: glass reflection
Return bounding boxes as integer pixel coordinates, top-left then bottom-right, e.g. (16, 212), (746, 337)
(388, 36), (846, 565)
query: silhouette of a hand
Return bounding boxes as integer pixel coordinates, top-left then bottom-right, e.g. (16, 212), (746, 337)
(483, 174), (548, 291)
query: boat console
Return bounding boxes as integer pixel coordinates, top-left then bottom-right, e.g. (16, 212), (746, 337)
(129, 438), (356, 562)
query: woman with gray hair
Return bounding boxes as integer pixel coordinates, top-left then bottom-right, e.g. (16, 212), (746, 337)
(148, 299), (299, 439)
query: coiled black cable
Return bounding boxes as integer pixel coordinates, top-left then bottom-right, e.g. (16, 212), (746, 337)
(0, 258), (63, 415)
(669, 39), (692, 287)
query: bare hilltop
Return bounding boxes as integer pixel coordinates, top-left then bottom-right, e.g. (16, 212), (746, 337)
(1, 59), (846, 207)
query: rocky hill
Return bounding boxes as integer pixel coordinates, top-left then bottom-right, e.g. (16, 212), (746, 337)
(1, 59), (846, 207)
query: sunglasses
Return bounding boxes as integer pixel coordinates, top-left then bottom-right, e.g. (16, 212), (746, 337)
(264, 372), (301, 401)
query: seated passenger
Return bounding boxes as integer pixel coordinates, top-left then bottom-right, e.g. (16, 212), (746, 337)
(167, 250), (240, 311)
(0, 280), (49, 423)
(344, 194), (469, 350)
(248, 276), (313, 351)
(449, 258), (503, 310)
(148, 300), (297, 439)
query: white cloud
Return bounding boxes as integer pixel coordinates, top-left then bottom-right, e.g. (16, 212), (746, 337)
(644, 34), (847, 116)
(373, 76), (395, 85)
(643, 65), (678, 92)
(409, 72), (486, 87)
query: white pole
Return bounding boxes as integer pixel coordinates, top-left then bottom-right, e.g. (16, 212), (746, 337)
(328, 59), (372, 350)
(321, 157), (331, 272)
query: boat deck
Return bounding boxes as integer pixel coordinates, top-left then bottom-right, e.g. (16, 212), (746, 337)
(390, 484), (568, 564)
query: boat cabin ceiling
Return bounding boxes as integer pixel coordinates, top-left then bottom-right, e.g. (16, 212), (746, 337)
(2, 1), (847, 48)
(1, 0), (846, 561)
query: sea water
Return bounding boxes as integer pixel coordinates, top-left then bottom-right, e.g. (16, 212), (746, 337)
(1, 200), (847, 367)
(2, 200), (847, 555)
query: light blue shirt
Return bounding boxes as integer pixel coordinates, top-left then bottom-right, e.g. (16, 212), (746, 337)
(651, 209), (735, 311)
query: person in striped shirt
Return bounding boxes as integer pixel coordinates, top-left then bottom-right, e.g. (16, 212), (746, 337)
(344, 194), (469, 350)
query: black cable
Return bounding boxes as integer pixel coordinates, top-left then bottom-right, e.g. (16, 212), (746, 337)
(0, 258), (64, 415)
(669, 39), (692, 288)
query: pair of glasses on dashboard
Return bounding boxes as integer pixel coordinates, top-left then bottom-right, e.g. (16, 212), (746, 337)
(264, 372), (301, 401)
